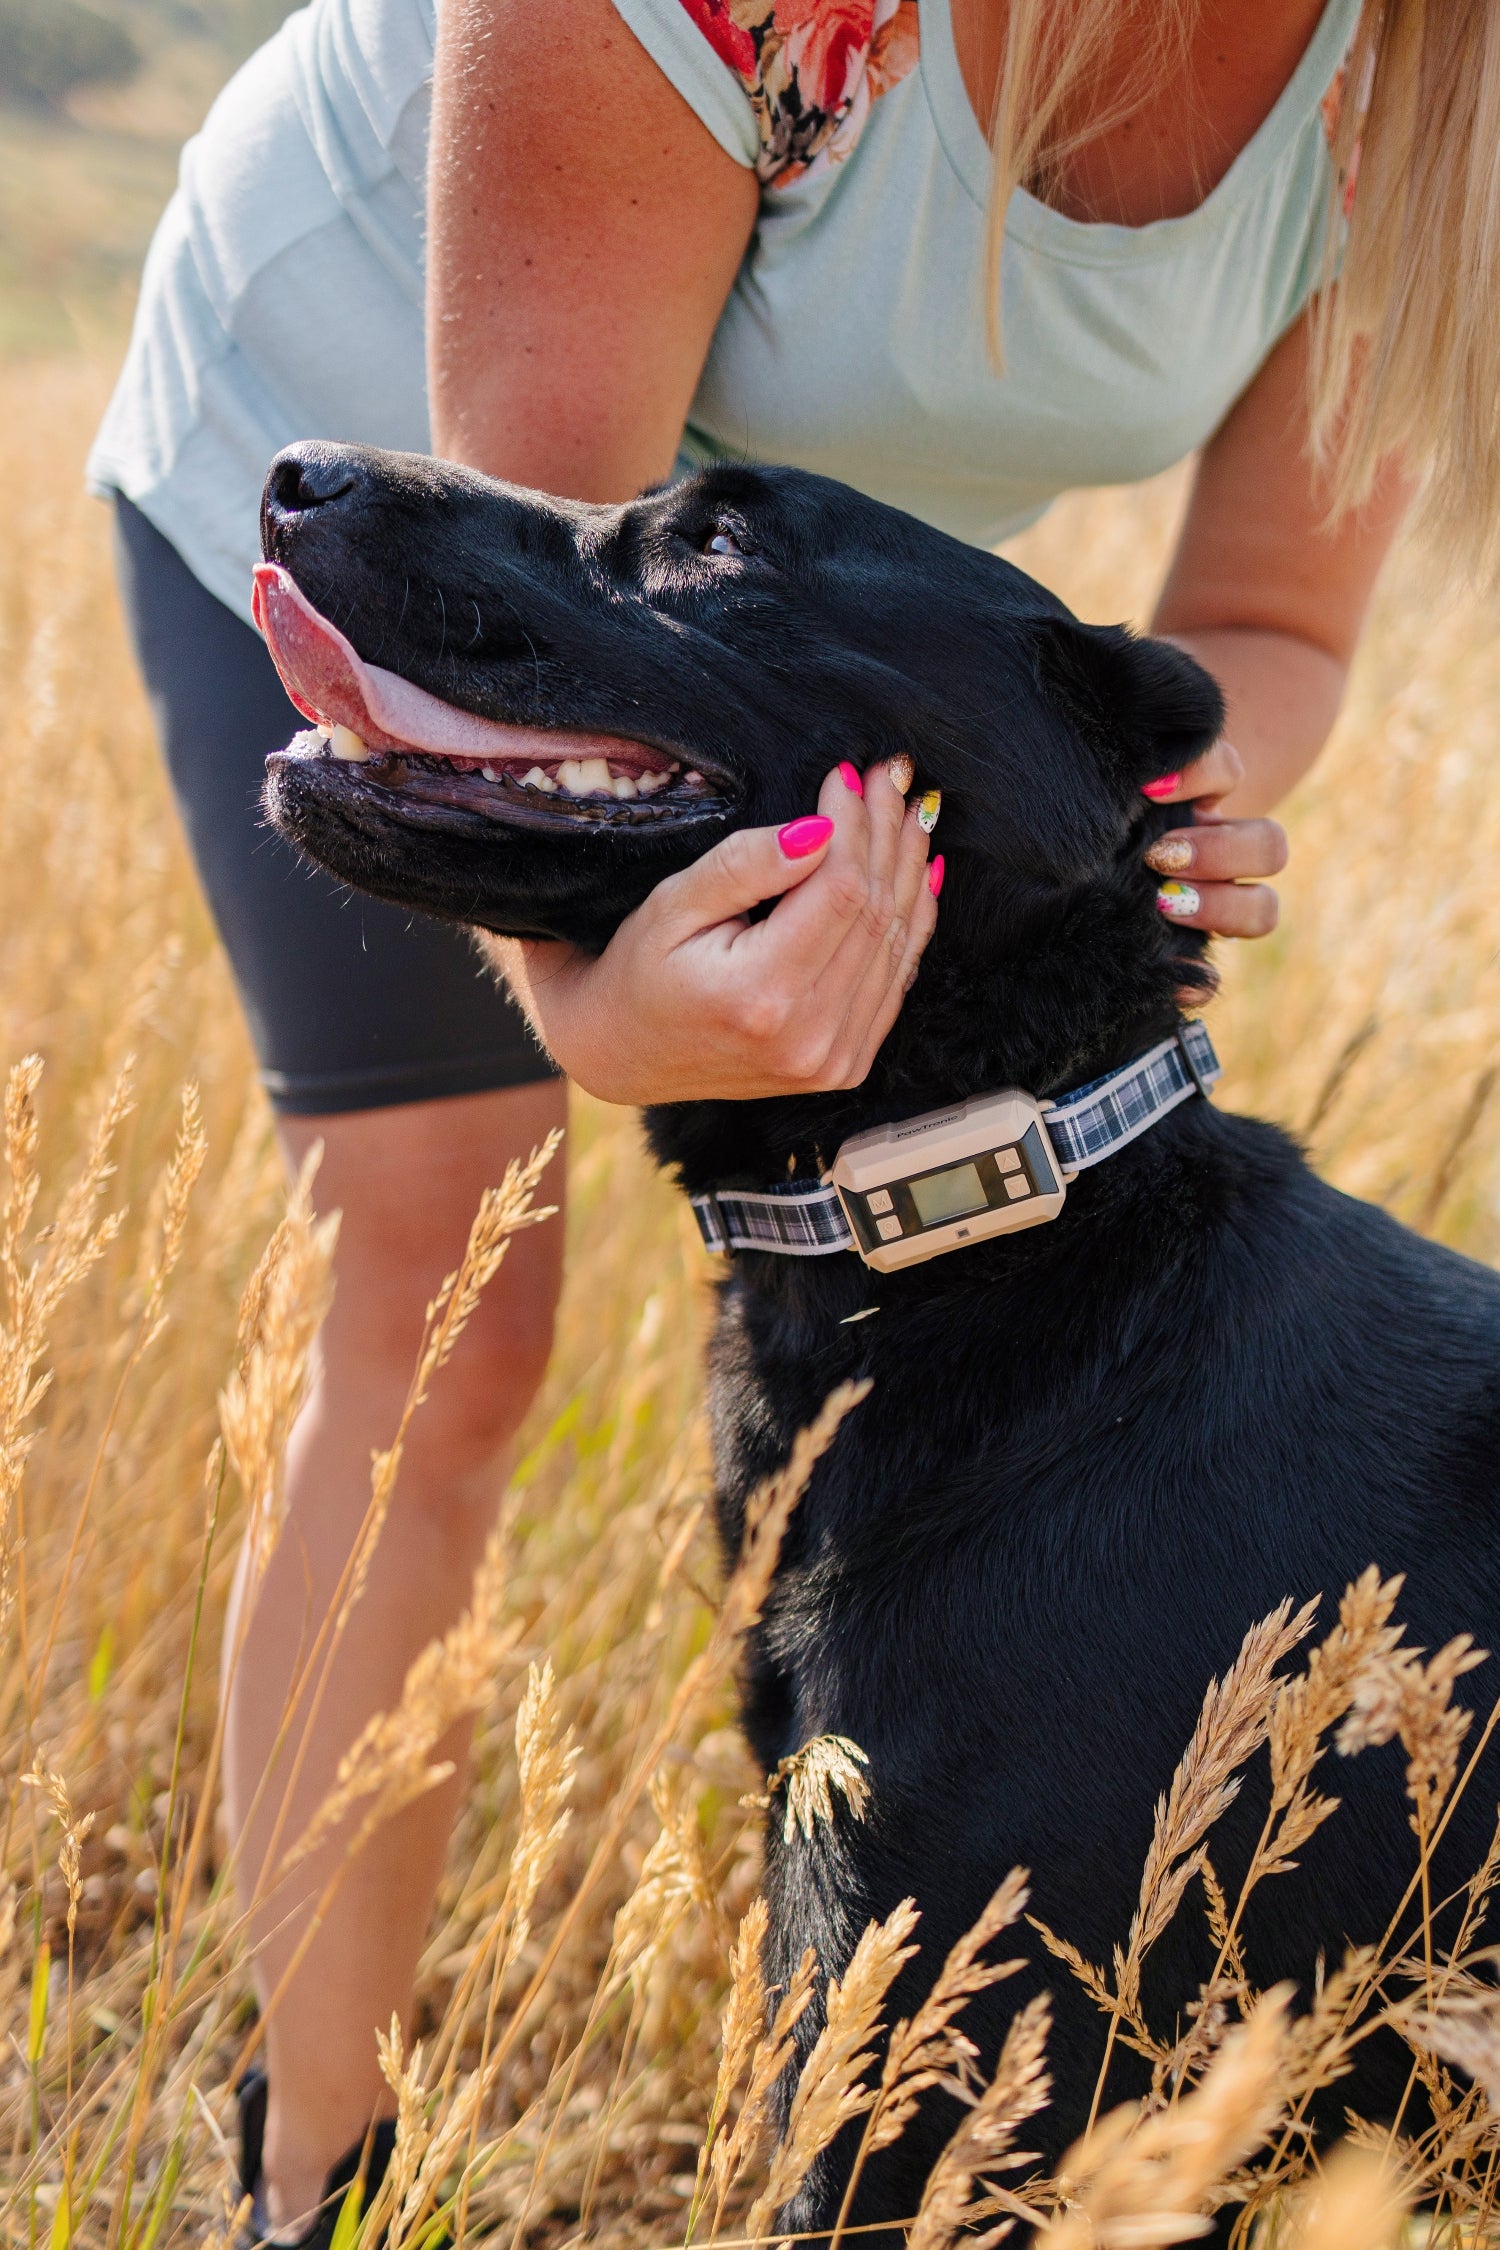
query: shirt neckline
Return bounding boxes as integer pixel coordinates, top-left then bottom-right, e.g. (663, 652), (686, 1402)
(918, 0), (1363, 264)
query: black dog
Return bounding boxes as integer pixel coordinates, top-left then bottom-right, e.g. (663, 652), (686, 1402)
(257, 442), (1500, 2231)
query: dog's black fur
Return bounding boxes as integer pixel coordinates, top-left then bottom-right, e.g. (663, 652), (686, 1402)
(262, 442), (1500, 2234)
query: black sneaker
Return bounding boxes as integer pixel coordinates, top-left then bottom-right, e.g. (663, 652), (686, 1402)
(235, 2071), (399, 2250)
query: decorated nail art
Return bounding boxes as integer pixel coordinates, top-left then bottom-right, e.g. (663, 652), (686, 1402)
(917, 789), (942, 834)
(1144, 836), (1194, 875)
(779, 815), (834, 859)
(927, 854), (945, 898)
(887, 753), (915, 795)
(1141, 773), (1182, 802)
(839, 761), (864, 795)
(1156, 880), (1201, 917)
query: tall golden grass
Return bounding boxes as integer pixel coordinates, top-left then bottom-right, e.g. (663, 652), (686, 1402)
(6, 356), (1500, 2248)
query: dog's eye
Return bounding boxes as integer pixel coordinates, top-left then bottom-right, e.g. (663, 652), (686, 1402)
(705, 527), (748, 558)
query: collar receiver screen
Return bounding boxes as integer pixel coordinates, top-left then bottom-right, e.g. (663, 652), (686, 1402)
(830, 1089), (1067, 1271)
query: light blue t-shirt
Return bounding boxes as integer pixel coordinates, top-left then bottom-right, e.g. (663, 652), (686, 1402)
(88, 0), (1360, 626)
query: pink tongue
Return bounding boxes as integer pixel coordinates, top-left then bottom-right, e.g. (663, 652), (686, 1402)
(251, 563), (658, 769)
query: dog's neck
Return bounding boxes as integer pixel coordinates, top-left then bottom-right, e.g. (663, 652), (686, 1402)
(646, 851), (1205, 1198)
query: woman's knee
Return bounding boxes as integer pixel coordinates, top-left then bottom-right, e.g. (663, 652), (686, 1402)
(412, 1236), (561, 1468)
(280, 1080), (567, 1468)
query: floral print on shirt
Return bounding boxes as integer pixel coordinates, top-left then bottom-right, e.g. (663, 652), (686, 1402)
(1319, 32), (1372, 222)
(680, 0), (920, 187)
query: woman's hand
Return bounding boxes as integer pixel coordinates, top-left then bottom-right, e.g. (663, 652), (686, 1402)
(501, 760), (940, 1106)
(1139, 738), (1288, 937)
(504, 738), (1278, 1108)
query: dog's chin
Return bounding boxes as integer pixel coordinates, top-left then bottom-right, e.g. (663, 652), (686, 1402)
(263, 740), (731, 944)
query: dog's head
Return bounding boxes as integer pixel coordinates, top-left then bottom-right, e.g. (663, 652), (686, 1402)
(259, 443), (1222, 1151)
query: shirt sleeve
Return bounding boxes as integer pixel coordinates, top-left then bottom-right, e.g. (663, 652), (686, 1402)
(608, 0), (761, 169)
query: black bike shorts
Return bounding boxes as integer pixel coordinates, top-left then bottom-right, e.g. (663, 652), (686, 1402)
(113, 495), (560, 1115)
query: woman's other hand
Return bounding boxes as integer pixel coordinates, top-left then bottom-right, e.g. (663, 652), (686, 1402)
(502, 760), (940, 1105)
(1139, 738), (1288, 938)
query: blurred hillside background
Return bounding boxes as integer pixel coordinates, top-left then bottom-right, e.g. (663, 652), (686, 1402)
(0, 0), (289, 354)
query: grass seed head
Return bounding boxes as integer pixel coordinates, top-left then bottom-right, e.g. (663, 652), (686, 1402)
(1123, 1601), (1317, 2009)
(700, 1895), (771, 2226)
(1040, 1989), (1291, 2250)
(1280, 2144), (1409, 2250)
(711, 1939), (818, 2229)
(748, 1897), (922, 2235)
(870, 1869), (1031, 2156)
(767, 1734), (871, 1845)
(907, 1991), (1053, 2250)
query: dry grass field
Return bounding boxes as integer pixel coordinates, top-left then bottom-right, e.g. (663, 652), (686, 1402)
(7, 355), (1500, 2249)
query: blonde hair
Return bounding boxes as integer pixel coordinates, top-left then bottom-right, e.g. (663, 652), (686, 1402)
(983, 1), (1500, 577)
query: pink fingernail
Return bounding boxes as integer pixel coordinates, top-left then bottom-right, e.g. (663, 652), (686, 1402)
(927, 854), (945, 899)
(1141, 773), (1182, 801)
(839, 761), (864, 796)
(779, 815), (834, 860)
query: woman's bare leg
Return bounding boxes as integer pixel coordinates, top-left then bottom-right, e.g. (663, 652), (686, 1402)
(221, 1079), (567, 2227)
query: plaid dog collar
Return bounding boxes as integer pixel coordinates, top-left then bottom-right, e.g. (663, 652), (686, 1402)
(690, 1023), (1221, 1259)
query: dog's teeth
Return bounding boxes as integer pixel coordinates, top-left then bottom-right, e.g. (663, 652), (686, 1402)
(636, 769), (668, 795)
(330, 725), (370, 763)
(555, 756), (613, 795)
(682, 770), (706, 790)
(611, 775), (638, 800)
(481, 765), (499, 782)
(521, 766), (558, 794)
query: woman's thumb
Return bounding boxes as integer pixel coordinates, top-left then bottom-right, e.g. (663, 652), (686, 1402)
(656, 814), (833, 934)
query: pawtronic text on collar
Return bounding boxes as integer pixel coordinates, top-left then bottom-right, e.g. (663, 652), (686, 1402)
(690, 1023), (1221, 1272)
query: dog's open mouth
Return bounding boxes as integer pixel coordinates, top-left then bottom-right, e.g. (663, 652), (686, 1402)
(254, 564), (729, 830)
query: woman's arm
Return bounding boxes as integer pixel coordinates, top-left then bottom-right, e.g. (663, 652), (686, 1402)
(428, 0), (758, 495)
(426, 0), (938, 1103)
(1145, 313), (1411, 932)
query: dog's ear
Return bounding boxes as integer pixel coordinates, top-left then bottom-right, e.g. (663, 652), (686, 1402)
(1033, 617), (1224, 794)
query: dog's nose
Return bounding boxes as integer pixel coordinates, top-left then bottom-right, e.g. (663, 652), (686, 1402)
(263, 442), (366, 529)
